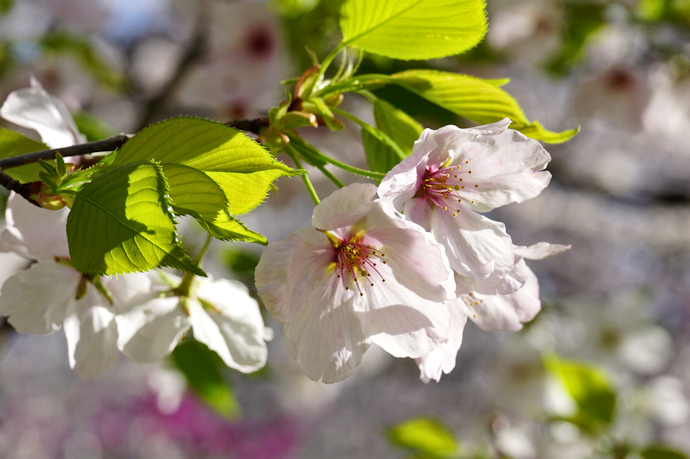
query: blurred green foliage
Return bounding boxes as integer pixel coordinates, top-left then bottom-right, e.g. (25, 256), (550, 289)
(171, 340), (242, 419)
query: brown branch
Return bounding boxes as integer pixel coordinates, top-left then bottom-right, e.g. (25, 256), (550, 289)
(225, 117), (270, 135)
(0, 170), (41, 206)
(0, 134), (130, 170)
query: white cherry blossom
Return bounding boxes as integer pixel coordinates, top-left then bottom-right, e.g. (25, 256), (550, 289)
(255, 183), (456, 383)
(116, 273), (271, 374)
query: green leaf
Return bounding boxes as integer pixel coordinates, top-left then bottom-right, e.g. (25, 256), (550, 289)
(641, 444), (689, 459)
(113, 117), (297, 217)
(0, 127), (52, 182)
(162, 164), (266, 244)
(362, 97), (422, 174)
(386, 417), (459, 458)
(72, 112), (114, 142)
(67, 162), (204, 276)
(391, 69), (579, 143)
(339, 0), (487, 60)
(171, 340), (241, 419)
(544, 354), (616, 428)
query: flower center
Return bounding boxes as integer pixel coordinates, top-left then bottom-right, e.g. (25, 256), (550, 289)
(326, 232), (386, 296)
(417, 159), (476, 217)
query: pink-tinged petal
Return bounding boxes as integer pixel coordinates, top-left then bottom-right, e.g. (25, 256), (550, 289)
(365, 225), (455, 302)
(255, 227), (346, 323)
(0, 77), (85, 148)
(513, 242), (571, 260)
(284, 295), (368, 383)
(467, 260), (540, 331)
(377, 148), (428, 211)
(401, 197), (433, 231)
(449, 128), (551, 212)
(356, 278), (451, 359)
(415, 302), (468, 382)
(116, 296), (190, 362)
(0, 261), (80, 334)
(189, 278), (268, 373)
(431, 207), (514, 279)
(64, 292), (119, 379)
(312, 182), (379, 233)
(1, 193), (70, 260)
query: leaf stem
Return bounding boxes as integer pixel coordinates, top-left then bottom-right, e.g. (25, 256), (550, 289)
(316, 164), (345, 188)
(287, 151), (320, 205)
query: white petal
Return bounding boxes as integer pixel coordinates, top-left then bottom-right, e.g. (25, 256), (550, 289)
(415, 303), (468, 382)
(377, 146), (428, 211)
(0, 77), (85, 148)
(513, 242), (571, 260)
(431, 207), (514, 279)
(116, 296), (190, 362)
(189, 278), (268, 373)
(0, 193), (70, 260)
(401, 197), (434, 232)
(64, 291), (119, 379)
(0, 261), (80, 334)
(468, 260), (541, 331)
(311, 182), (379, 232)
(255, 227), (347, 323)
(356, 277), (451, 359)
(283, 295), (368, 383)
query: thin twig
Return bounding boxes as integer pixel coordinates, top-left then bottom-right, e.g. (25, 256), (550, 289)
(134, 10), (209, 131)
(0, 170), (41, 206)
(224, 117), (270, 134)
(0, 134), (131, 170)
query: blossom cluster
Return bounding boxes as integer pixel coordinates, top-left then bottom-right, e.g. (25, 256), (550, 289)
(0, 80), (271, 378)
(256, 120), (568, 383)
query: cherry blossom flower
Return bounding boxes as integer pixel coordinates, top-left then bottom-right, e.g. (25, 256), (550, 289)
(116, 273), (271, 374)
(0, 194), (149, 378)
(254, 183), (456, 383)
(378, 119), (552, 283)
(416, 242), (569, 382)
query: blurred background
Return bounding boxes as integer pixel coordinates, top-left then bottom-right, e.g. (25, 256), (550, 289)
(0, 0), (689, 457)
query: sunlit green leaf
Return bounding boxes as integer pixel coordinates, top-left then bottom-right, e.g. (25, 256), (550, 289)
(386, 417), (459, 458)
(391, 70), (578, 143)
(0, 127), (52, 182)
(67, 162), (203, 276)
(641, 444), (689, 459)
(161, 164), (265, 244)
(113, 117), (296, 217)
(545, 354), (616, 428)
(171, 340), (241, 419)
(340, 0), (487, 60)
